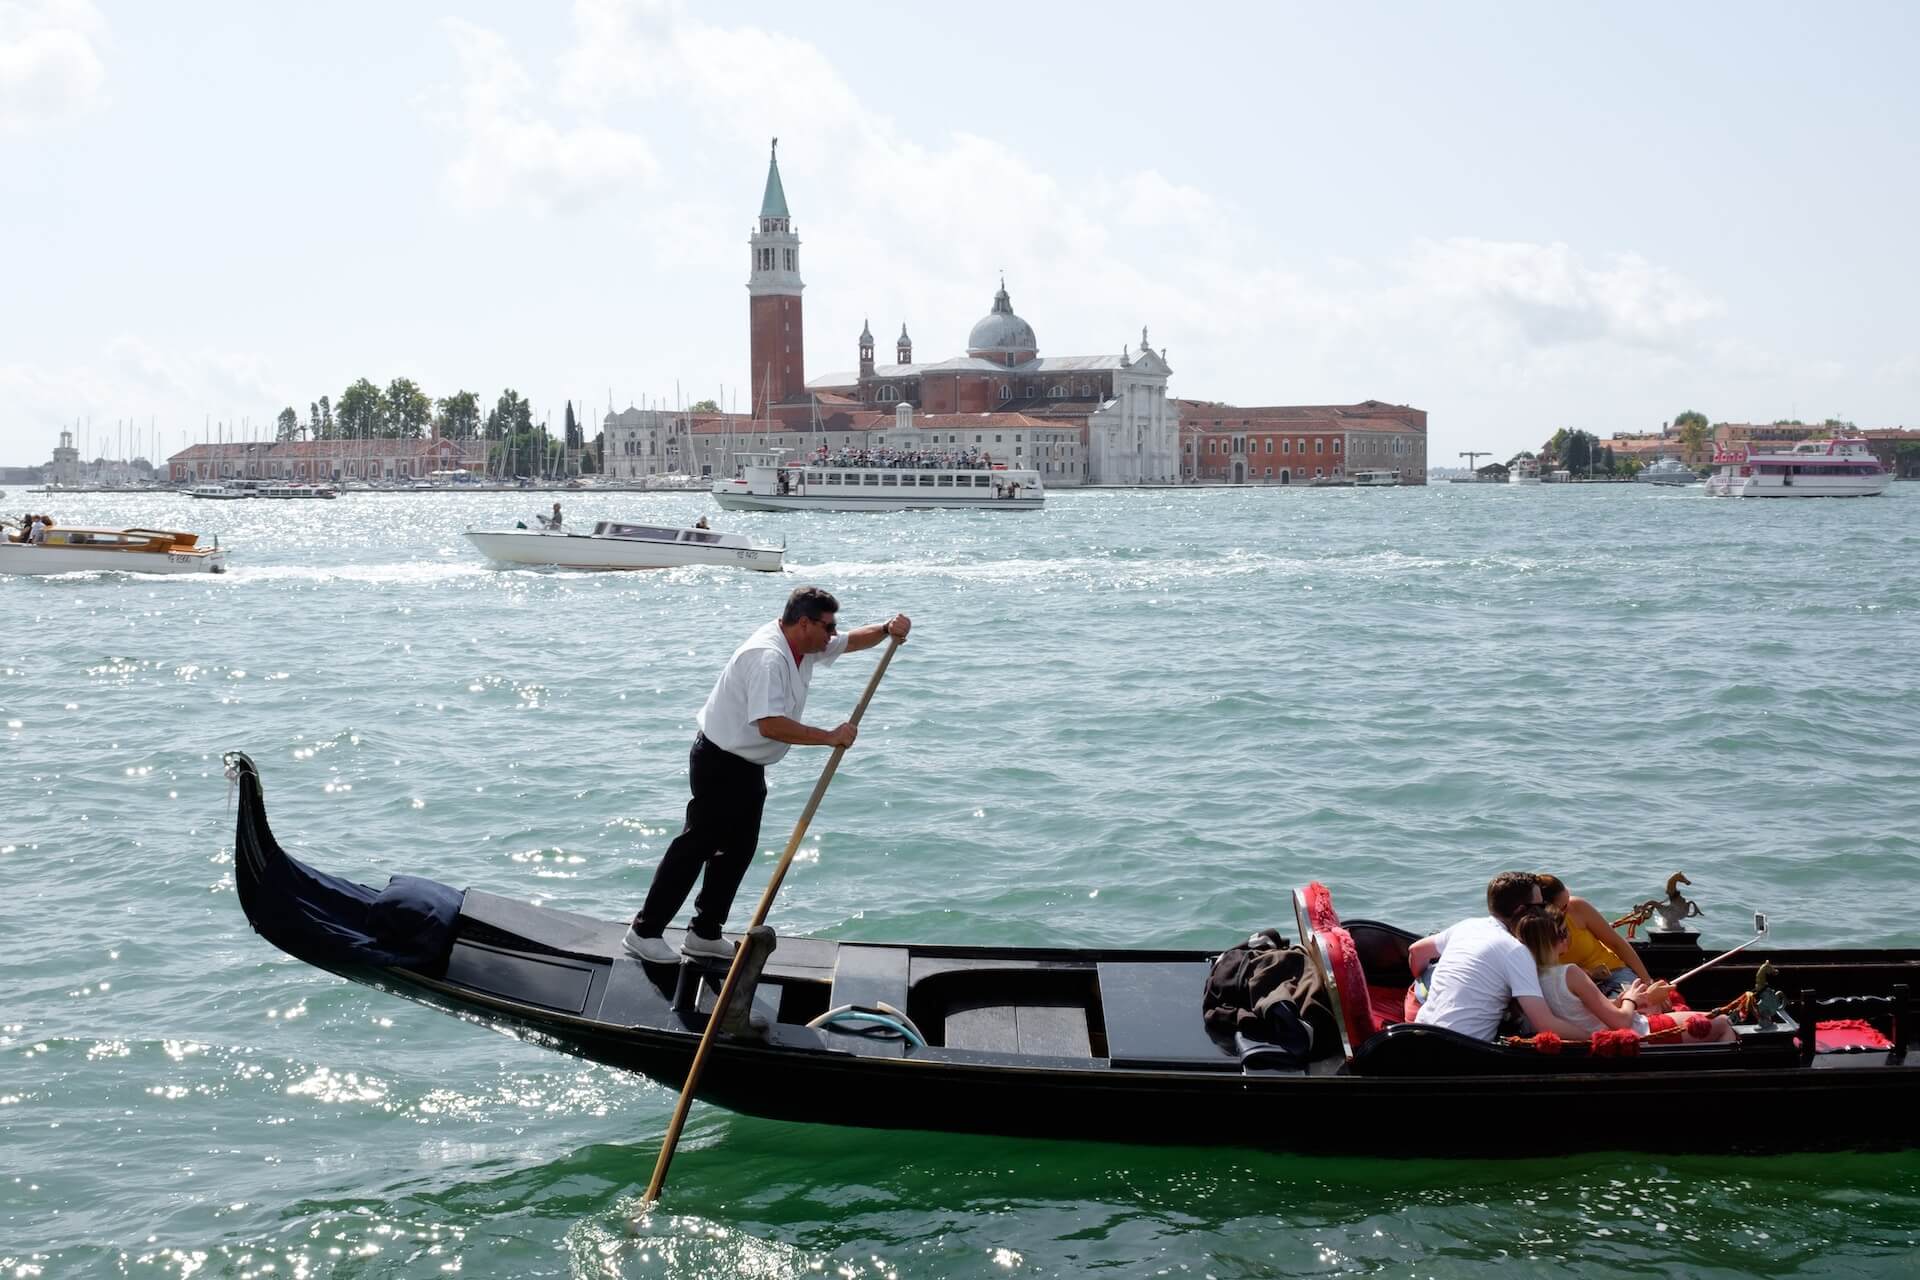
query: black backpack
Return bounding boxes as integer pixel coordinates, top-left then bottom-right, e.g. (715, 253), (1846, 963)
(1201, 928), (1337, 1063)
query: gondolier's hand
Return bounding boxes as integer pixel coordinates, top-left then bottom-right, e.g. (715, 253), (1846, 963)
(826, 721), (858, 749)
(884, 614), (911, 642)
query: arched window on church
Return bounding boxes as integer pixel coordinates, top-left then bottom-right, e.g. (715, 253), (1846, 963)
(999, 383), (1011, 402)
(877, 385), (897, 404)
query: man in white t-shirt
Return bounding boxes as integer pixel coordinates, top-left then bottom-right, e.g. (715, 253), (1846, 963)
(1408, 871), (1594, 1041)
(623, 586), (910, 964)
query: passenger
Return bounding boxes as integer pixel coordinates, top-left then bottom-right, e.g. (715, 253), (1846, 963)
(550, 502), (563, 529)
(1405, 871), (1594, 1042)
(694, 517), (710, 529)
(1535, 874), (1653, 997)
(27, 515), (50, 544)
(1516, 910), (1734, 1043)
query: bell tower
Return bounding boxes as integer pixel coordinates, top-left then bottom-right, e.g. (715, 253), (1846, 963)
(748, 137), (804, 419)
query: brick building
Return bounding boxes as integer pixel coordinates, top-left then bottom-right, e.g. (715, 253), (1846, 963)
(167, 438), (483, 483)
(1176, 401), (1428, 484)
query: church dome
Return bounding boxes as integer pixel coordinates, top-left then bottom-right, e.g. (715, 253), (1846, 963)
(967, 280), (1037, 357)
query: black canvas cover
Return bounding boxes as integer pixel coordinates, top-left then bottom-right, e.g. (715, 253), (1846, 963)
(229, 753), (464, 973)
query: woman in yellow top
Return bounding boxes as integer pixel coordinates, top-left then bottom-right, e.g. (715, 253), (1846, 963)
(1536, 874), (1654, 997)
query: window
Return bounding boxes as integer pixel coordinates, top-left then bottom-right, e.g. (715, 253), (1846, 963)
(1334, 439), (1342, 454)
(783, 249), (794, 271)
(806, 472), (821, 484)
(1014, 446), (1022, 456)
(881, 474), (899, 486)
(937, 474), (955, 486)
(995, 435), (1003, 444)
(975, 435), (983, 443)
(918, 474), (935, 486)
(1282, 439), (1291, 454)
(999, 383), (1011, 401)
(1315, 439), (1324, 454)
(1265, 439), (1273, 453)
(862, 473), (879, 486)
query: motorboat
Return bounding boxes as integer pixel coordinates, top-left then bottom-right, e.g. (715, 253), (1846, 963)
(1507, 459), (1542, 485)
(714, 452), (1043, 512)
(1351, 470), (1400, 487)
(464, 520), (784, 572)
(259, 484), (338, 499)
(1705, 437), (1891, 498)
(189, 484), (250, 500)
(1, 522), (226, 574)
(1638, 457), (1700, 487)
(226, 750), (1920, 1157)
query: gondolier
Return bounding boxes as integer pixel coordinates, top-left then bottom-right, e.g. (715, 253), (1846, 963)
(622, 586), (911, 964)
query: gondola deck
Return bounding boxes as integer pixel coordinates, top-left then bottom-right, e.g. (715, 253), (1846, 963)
(227, 753), (1920, 1156)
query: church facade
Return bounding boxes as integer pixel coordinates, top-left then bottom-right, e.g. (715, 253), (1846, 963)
(603, 142), (1423, 487)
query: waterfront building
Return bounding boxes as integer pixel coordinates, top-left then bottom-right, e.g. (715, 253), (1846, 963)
(1176, 401), (1428, 485)
(166, 438), (483, 483)
(1862, 427), (1920, 478)
(49, 430), (80, 486)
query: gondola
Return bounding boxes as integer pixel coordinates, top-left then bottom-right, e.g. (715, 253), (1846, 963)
(227, 753), (1919, 1156)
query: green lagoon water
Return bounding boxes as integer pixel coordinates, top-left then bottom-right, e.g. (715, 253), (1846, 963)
(3, 483), (1918, 1276)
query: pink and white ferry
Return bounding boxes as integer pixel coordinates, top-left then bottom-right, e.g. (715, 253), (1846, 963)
(1704, 437), (1890, 499)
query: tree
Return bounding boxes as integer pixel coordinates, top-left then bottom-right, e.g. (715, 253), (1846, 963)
(688, 398), (719, 413)
(564, 400), (582, 450)
(308, 401), (321, 439)
(435, 390), (481, 440)
(383, 378), (432, 439)
(314, 394), (335, 441)
(484, 389), (533, 440)
(1602, 445), (1617, 474)
(1822, 418), (1857, 430)
(1563, 430), (1593, 474)
(1672, 410), (1709, 432)
(276, 406), (301, 441)
(1617, 457), (1644, 478)
(337, 378), (386, 438)
(1678, 418), (1709, 463)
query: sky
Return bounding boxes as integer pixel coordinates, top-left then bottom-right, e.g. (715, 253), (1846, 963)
(4, 1), (1918, 468)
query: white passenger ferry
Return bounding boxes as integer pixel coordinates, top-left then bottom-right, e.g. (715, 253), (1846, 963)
(1704, 437), (1890, 498)
(712, 452), (1044, 513)
(1352, 469), (1400, 487)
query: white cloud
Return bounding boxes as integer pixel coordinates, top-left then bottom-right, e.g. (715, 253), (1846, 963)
(0, 0), (107, 134)
(1, 337), (283, 455)
(435, 17), (657, 215)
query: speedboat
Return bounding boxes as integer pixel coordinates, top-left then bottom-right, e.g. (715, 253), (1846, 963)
(226, 750), (1920, 1157)
(189, 484), (250, 500)
(464, 519), (784, 572)
(1705, 437), (1891, 498)
(1, 523), (226, 574)
(714, 451), (1044, 512)
(1638, 458), (1700, 486)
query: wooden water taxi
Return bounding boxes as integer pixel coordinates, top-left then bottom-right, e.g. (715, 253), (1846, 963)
(225, 752), (1917, 1157)
(1, 522), (226, 574)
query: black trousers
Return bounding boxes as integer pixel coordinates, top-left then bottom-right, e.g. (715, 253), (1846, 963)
(635, 734), (767, 939)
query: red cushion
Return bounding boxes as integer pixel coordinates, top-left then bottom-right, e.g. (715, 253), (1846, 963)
(1301, 882), (1340, 934)
(1816, 1019), (1893, 1050)
(1402, 982), (1422, 1023)
(1318, 926), (1375, 1051)
(1369, 984), (1409, 1028)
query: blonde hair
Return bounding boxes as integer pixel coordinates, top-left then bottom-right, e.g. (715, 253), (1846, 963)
(1514, 908), (1568, 971)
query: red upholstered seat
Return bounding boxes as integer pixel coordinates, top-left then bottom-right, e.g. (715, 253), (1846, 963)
(1317, 925), (1378, 1055)
(1815, 1019), (1893, 1051)
(1369, 984), (1409, 1029)
(1300, 882), (1340, 935)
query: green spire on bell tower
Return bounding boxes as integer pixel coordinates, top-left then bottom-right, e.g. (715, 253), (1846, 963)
(760, 137), (789, 219)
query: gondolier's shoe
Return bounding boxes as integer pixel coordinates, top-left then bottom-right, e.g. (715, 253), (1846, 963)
(681, 931), (738, 962)
(622, 926), (679, 966)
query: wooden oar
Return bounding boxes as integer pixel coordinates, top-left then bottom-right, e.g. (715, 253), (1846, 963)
(638, 635), (903, 1211)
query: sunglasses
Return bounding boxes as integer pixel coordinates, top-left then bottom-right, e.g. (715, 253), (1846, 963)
(812, 616), (838, 634)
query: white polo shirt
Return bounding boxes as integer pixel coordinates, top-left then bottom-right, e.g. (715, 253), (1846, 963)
(1413, 915), (1544, 1041)
(695, 619), (848, 765)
